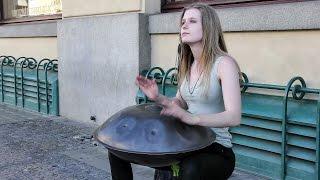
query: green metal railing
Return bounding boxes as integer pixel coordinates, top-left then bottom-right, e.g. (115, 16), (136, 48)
(136, 67), (320, 180)
(0, 55), (59, 115)
(241, 74), (320, 180)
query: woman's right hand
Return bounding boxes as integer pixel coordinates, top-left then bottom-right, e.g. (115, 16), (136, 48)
(135, 75), (159, 101)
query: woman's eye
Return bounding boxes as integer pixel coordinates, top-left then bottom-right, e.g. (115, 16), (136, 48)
(190, 20), (196, 23)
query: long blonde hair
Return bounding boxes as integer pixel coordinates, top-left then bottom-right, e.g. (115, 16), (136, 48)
(177, 3), (231, 95)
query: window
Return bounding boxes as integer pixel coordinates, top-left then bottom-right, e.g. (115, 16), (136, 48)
(161, 0), (313, 12)
(0, 0), (62, 24)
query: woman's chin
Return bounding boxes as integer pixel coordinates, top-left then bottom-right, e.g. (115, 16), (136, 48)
(181, 40), (200, 46)
(181, 39), (192, 44)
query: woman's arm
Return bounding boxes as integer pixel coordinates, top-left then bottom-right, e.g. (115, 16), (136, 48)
(173, 90), (188, 110)
(175, 56), (242, 127)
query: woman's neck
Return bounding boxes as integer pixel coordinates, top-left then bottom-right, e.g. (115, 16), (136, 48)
(189, 41), (203, 63)
(189, 42), (203, 71)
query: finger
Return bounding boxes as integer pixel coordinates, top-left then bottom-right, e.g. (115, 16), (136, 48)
(145, 79), (153, 87)
(159, 100), (168, 107)
(160, 109), (163, 115)
(137, 78), (149, 88)
(161, 99), (172, 107)
(152, 79), (157, 86)
(135, 76), (142, 84)
(136, 75), (142, 81)
(145, 78), (151, 86)
(160, 108), (166, 115)
(138, 76), (148, 84)
(136, 77), (143, 86)
(137, 77), (146, 84)
(145, 78), (153, 86)
(135, 79), (140, 86)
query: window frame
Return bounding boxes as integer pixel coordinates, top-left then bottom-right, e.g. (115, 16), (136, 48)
(0, 0), (62, 25)
(161, 0), (314, 12)
(0, 0), (3, 21)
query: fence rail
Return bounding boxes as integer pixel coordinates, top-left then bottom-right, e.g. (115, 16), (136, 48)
(0, 56), (59, 115)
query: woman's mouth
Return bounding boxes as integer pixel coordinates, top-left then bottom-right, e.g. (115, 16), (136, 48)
(181, 33), (189, 37)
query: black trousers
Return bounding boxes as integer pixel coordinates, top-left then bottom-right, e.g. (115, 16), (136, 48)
(108, 143), (235, 180)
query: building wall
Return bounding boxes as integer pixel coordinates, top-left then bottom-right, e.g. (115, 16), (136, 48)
(57, 0), (158, 123)
(0, 14), (58, 59)
(0, 37), (57, 59)
(151, 34), (179, 70)
(150, 31), (320, 89)
(0, 0), (319, 121)
(58, 13), (150, 124)
(62, 0), (160, 17)
(225, 31), (320, 89)
(149, 0), (320, 98)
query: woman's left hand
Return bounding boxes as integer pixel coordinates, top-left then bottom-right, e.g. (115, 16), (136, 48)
(160, 100), (198, 125)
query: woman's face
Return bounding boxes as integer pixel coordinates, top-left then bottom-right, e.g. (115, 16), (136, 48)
(180, 8), (203, 44)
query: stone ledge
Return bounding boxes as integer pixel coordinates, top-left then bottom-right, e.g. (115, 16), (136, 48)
(149, 1), (320, 33)
(0, 20), (58, 37)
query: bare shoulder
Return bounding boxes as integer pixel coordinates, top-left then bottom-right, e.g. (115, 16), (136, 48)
(217, 55), (240, 78)
(218, 55), (238, 69)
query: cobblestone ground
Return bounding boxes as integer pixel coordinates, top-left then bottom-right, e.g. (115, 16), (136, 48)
(0, 103), (268, 180)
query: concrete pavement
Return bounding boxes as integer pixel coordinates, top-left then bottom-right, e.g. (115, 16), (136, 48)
(0, 103), (268, 180)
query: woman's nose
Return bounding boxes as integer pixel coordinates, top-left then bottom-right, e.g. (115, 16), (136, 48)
(182, 23), (188, 29)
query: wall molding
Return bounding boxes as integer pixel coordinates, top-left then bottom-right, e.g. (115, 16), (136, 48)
(0, 20), (57, 37)
(1, 1), (319, 37)
(149, 1), (320, 34)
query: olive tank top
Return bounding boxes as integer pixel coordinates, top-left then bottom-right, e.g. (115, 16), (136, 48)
(180, 56), (232, 148)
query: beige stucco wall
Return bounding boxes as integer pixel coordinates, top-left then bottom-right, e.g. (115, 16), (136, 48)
(151, 34), (180, 70)
(151, 31), (320, 89)
(62, 0), (160, 18)
(0, 37), (57, 59)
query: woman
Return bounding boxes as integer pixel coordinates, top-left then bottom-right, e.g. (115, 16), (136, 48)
(110, 3), (241, 180)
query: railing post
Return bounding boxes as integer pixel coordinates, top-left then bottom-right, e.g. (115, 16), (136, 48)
(44, 59), (57, 114)
(14, 57), (26, 106)
(0, 56), (7, 102)
(37, 59), (51, 113)
(317, 92), (320, 180)
(20, 58), (37, 108)
(282, 77), (306, 180)
(161, 67), (177, 96)
(51, 79), (59, 115)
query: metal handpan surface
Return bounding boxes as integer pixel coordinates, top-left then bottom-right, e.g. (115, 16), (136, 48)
(94, 103), (215, 167)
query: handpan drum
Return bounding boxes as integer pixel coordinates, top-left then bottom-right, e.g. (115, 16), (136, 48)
(94, 103), (215, 167)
